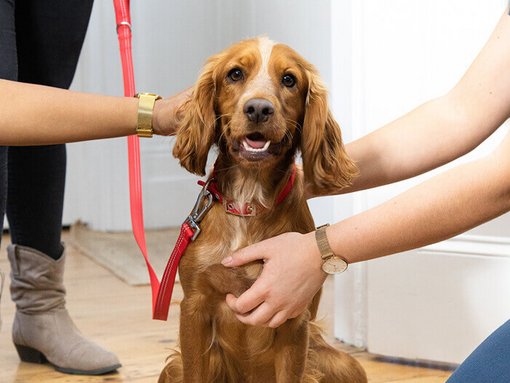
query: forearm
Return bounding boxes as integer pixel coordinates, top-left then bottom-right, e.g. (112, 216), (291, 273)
(329, 143), (510, 263)
(344, 95), (478, 192)
(0, 80), (190, 145)
(0, 80), (138, 145)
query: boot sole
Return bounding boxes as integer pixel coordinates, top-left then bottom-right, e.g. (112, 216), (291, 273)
(54, 363), (122, 376)
(14, 343), (121, 375)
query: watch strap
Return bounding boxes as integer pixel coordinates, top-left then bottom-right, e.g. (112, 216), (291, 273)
(315, 223), (334, 260)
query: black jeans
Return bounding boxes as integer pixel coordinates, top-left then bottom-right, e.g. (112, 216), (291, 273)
(0, 0), (93, 259)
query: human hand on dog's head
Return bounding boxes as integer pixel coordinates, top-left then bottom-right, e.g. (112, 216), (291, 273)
(221, 231), (327, 328)
(152, 86), (193, 137)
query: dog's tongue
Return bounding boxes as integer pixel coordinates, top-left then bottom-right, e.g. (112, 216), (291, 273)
(245, 136), (267, 149)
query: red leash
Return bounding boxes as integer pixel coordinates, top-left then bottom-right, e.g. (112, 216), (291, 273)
(114, 0), (198, 321)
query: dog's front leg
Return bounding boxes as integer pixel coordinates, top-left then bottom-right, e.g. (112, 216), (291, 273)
(273, 316), (309, 383)
(179, 298), (212, 383)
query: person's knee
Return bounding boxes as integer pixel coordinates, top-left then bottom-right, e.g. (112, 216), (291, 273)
(447, 320), (510, 383)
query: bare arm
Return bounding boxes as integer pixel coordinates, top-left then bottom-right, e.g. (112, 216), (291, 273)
(0, 79), (191, 145)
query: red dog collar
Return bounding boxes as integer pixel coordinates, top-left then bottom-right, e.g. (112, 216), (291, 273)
(198, 163), (296, 216)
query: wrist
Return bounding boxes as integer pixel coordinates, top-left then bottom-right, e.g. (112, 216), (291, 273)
(303, 231), (325, 273)
(152, 99), (164, 135)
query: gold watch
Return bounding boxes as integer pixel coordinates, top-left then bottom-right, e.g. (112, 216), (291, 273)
(134, 93), (162, 138)
(315, 224), (348, 275)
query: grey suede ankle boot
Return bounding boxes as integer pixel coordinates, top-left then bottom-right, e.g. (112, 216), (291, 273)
(8, 244), (121, 375)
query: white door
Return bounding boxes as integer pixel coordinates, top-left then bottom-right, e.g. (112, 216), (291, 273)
(333, 0), (510, 365)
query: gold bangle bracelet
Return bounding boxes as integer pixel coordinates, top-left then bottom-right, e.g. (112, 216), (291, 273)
(134, 93), (162, 138)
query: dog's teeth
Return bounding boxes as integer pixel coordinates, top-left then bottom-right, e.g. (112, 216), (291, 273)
(242, 140), (271, 152)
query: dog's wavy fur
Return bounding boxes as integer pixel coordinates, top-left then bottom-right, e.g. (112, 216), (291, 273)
(159, 36), (366, 383)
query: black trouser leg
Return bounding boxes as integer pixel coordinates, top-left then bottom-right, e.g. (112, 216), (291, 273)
(7, 145), (67, 259)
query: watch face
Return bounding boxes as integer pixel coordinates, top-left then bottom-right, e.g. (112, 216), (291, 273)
(322, 256), (348, 274)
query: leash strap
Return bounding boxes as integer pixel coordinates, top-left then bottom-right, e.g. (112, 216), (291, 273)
(114, 0), (186, 321)
(153, 223), (194, 318)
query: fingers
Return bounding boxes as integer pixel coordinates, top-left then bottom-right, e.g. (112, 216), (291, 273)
(225, 280), (294, 328)
(222, 241), (266, 267)
(264, 311), (290, 328)
(225, 279), (266, 314)
(230, 300), (290, 328)
(235, 303), (274, 326)
(226, 286), (307, 328)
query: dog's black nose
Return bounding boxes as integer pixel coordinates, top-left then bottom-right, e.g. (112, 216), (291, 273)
(243, 98), (274, 123)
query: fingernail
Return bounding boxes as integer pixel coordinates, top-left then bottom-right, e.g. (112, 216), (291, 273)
(221, 256), (233, 266)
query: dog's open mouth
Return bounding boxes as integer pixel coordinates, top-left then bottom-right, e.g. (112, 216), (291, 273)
(237, 132), (282, 161)
(243, 133), (271, 152)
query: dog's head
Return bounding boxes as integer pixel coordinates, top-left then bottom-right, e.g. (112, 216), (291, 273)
(173, 36), (357, 194)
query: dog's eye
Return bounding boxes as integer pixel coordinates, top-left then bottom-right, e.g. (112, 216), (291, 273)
(227, 68), (244, 82)
(282, 74), (296, 88)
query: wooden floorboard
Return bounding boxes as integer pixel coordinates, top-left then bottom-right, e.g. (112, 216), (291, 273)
(0, 232), (454, 382)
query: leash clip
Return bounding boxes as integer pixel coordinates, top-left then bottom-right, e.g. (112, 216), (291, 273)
(184, 180), (214, 241)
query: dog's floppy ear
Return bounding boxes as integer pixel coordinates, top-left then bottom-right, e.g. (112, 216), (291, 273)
(173, 55), (220, 176)
(300, 67), (358, 195)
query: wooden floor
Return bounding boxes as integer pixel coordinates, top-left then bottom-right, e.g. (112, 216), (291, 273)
(0, 232), (454, 382)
